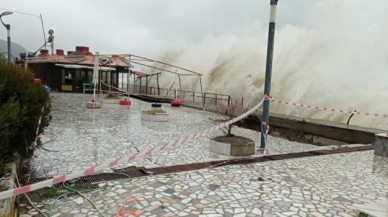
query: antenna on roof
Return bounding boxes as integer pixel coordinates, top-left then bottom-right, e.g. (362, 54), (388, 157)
(39, 14), (47, 49)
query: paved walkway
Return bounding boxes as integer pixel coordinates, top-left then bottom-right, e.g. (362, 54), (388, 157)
(34, 93), (339, 177)
(24, 152), (388, 217)
(20, 93), (388, 217)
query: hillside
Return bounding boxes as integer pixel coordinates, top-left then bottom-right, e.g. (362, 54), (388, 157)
(0, 39), (28, 59)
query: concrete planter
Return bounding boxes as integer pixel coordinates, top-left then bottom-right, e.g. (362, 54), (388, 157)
(86, 102), (101, 109)
(375, 133), (388, 158)
(141, 112), (169, 122)
(210, 138), (255, 156)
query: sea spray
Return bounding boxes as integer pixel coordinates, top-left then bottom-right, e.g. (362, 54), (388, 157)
(142, 0), (388, 130)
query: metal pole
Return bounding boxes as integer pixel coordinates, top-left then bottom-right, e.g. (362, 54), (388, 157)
(133, 72), (135, 93)
(51, 40), (54, 56)
(260, 0), (278, 149)
(39, 14), (47, 49)
(140, 77), (142, 94)
(0, 11), (13, 63)
(128, 55), (131, 94)
(199, 75), (204, 108)
(174, 74), (177, 99)
(146, 76), (148, 95)
(178, 75), (182, 99)
(157, 73), (160, 95)
(6, 24), (11, 63)
(121, 72), (123, 89)
(109, 57), (112, 92)
(92, 52), (99, 102)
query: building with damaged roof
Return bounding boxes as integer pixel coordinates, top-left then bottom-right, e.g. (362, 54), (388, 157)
(26, 46), (131, 92)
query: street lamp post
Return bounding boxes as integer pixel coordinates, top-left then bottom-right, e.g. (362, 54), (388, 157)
(0, 11), (13, 63)
(260, 0), (279, 150)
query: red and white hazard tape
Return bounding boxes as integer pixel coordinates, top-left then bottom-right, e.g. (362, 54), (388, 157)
(33, 106), (45, 150)
(0, 98), (265, 200)
(268, 96), (387, 118)
(28, 105), (46, 177)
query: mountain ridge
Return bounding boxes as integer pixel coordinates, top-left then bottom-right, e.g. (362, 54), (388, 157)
(0, 39), (28, 59)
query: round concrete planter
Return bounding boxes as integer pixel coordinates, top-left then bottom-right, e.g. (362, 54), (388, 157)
(210, 137), (255, 156)
(141, 112), (169, 122)
(86, 101), (101, 109)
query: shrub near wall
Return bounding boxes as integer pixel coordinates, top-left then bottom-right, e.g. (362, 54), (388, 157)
(0, 62), (50, 165)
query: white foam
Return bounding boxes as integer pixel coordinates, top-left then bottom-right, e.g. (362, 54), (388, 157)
(145, 0), (388, 130)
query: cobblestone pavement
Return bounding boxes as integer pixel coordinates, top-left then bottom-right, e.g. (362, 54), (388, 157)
(33, 93), (343, 178)
(23, 152), (388, 217)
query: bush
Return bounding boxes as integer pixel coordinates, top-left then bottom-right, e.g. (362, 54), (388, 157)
(0, 62), (51, 163)
(42, 188), (60, 198)
(105, 92), (118, 99)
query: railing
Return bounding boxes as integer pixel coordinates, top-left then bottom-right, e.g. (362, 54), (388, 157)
(119, 84), (233, 108)
(102, 83), (250, 111)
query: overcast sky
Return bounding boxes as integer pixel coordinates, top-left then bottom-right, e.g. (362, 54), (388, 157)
(0, 0), (323, 57)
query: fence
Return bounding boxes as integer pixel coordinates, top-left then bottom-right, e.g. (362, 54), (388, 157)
(118, 84), (235, 109)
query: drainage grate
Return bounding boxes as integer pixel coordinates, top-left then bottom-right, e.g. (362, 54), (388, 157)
(57, 145), (373, 187)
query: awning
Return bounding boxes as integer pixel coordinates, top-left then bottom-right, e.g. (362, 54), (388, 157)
(55, 64), (116, 71)
(132, 71), (149, 78)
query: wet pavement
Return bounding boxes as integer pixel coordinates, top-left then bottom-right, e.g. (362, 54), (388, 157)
(21, 93), (388, 217)
(23, 152), (388, 217)
(34, 93), (339, 178)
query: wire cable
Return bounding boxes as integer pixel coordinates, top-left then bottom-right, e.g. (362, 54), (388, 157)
(48, 172), (132, 217)
(14, 171), (48, 217)
(0, 8), (40, 18)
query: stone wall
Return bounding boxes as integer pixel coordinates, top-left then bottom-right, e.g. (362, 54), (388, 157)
(375, 133), (388, 158)
(0, 163), (16, 217)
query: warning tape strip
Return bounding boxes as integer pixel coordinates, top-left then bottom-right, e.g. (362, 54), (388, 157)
(29, 105), (45, 175)
(269, 96), (387, 118)
(34, 106), (45, 149)
(0, 98), (265, 200)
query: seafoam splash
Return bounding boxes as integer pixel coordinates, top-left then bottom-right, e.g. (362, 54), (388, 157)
(146, 0), (388, 130)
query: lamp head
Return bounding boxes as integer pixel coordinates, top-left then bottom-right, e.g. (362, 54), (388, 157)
(0, 11), (13, 17)
(0, 11), (13, 27)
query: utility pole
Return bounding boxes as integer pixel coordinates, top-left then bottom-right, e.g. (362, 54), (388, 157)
(260, 0), (279, 150)
(0, 11), (13, 63)
(6, 24), (11, 62)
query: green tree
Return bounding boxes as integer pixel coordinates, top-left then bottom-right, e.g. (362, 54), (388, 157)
(0, 62), (51, 163)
